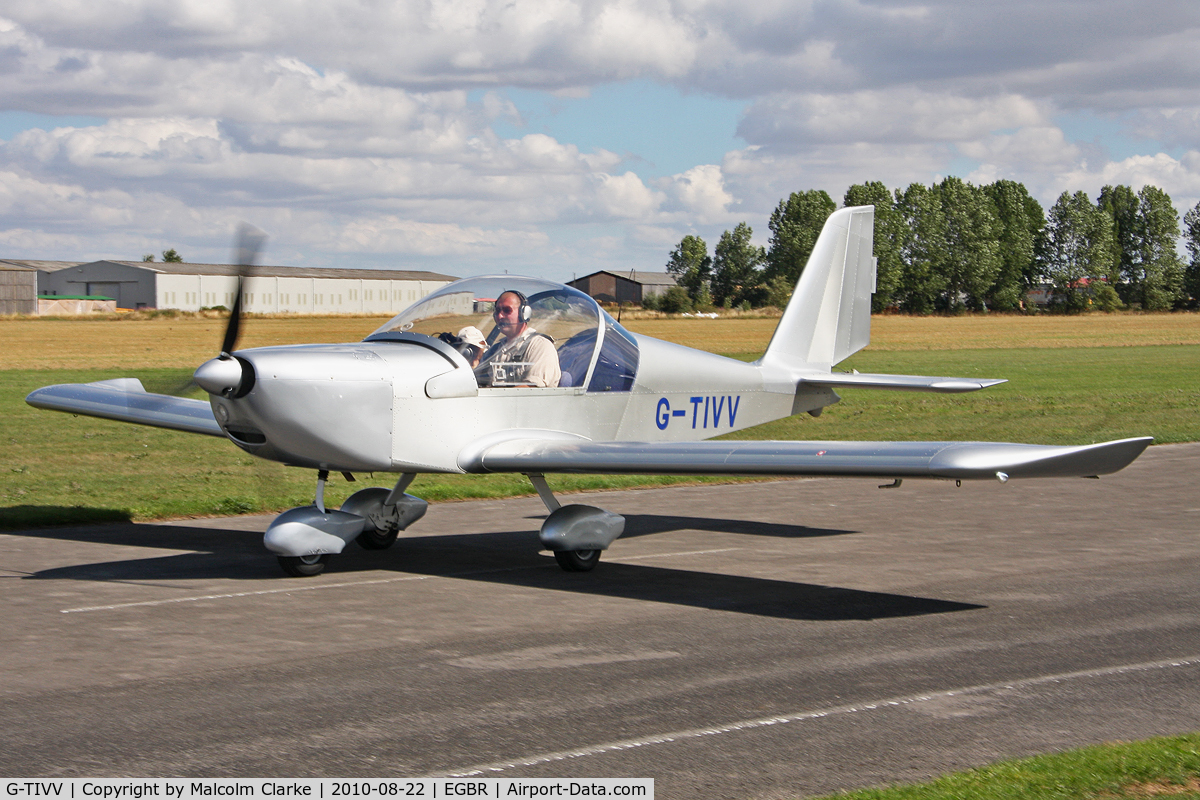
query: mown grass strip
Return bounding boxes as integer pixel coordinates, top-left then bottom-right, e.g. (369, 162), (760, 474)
(730, 344), (1200, 446)
(3, 314), (1198, 529)
(814, 733), (1200, 800)
(1, 369), (746, 529)
(4, 312), (1200, 369)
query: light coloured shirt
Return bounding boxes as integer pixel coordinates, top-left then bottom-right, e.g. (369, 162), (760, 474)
(478, 328), (561, 387)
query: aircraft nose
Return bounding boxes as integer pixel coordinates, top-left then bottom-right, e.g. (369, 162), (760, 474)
(194, 356), (255, 397)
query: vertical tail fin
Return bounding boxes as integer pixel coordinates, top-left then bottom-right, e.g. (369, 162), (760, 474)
(758, 205), (876, 373)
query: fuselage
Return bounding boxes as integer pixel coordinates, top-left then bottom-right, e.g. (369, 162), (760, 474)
(198, 274), (841, 473)
(206, 334), (839, 474)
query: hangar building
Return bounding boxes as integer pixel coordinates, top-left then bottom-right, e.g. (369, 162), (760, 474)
(38, 260), (457, 314)
(0, 263), (36, 315)
(0, 260), (83, 314)
(568, 271), (677, 305)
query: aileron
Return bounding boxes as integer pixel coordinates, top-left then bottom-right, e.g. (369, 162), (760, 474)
(26, 379), (223, 437)
(472, 436), (1153, 481)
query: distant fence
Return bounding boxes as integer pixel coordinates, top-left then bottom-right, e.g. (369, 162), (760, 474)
(37, 296), (118, 315)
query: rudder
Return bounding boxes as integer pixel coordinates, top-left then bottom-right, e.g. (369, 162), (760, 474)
(758, 205), (876, 372)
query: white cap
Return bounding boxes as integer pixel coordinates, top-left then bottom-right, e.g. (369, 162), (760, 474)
(457, 326), (487, 349)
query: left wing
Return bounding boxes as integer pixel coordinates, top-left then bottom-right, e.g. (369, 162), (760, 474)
(26, 379), (223, 437)
(462, 436), (1152, 481)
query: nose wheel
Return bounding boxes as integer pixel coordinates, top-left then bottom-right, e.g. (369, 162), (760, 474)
(278, 553), (329, 577)
(554, 549), (599, 572)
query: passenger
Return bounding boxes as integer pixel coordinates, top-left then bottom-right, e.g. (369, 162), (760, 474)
(456, 326), (487, 368)
(476, 290), (560, 387)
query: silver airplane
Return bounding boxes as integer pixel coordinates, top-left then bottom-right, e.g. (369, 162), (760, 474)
(27, 207), (1151, 577)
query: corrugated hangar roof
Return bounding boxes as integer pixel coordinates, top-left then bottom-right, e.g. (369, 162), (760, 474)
(0, 259), (85, 272)
(87, 260), (458, 282)
(572, 269), (677, 286)
(628, 271), (676, 285)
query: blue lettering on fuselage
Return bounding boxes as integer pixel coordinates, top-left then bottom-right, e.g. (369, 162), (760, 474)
(655, 396), (741, 431)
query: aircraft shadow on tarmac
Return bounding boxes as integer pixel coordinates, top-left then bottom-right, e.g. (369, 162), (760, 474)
(8, 520), (272, 581)
(529, 512), (855, 540)
(13, 518), (984, 621)
(410, 556), (984, 621)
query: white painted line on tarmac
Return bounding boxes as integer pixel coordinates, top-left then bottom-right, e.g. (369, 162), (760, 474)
(611, 548), (738, 561)
(430, 654), (1200, 778)
(60, 574), (437, 613)
(60, 562), (557, 613)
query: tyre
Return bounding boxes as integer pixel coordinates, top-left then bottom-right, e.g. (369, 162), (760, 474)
(356, 525), (399, 550)
(554, 549), (600, 572)
(342, 487), (400, 550)
(278, 553), (329, 577)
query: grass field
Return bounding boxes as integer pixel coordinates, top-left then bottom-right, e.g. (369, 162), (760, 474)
(2, 312), (1198, 528)
(811, 733), (1200, 799)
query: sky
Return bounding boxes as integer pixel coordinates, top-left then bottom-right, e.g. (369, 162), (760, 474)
(1, 1), (1199, 284)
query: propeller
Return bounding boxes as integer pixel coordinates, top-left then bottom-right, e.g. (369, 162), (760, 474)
(221, 223), (268, 357)
(194, 224), (268, 397)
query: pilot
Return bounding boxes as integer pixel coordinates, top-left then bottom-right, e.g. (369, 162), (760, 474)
(477, 290), (561, 387)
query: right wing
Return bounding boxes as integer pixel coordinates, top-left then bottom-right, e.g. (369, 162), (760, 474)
(462, 435), (1152, 482)
(26, 379), (223, 437)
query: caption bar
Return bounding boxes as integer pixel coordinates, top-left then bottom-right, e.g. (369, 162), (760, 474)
(4, 781), (653, 800)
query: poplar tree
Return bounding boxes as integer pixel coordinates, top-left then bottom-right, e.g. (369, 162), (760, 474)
(935, 177), (1002, 311)
(984, 180), (1043, 310)
(845, 181), (905, 312)
(1041, 191), (1113, 312)
(1131, 185), (1184, 310)
(711, 223), (766, 308)
(894, 183), (949, 314)
(665, 235), (712, 305)
(764, 190), (836, 286)
(1097, 185), (1139, 290)
(1183, 201), (1200, 307)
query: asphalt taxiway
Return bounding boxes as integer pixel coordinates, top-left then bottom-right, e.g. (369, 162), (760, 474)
(1, 443), (1198, 798)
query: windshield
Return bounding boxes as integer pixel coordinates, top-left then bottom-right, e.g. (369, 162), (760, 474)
(368, 275), (639, 390)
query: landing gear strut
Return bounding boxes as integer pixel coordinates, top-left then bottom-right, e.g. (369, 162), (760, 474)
(342, 474), (422, 551)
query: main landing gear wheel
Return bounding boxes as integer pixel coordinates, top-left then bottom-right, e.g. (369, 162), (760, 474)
(278, 553), (329, 577)
(554, 549), (600, 572)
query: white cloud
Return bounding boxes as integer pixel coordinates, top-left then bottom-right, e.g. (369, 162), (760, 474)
(590, 171), (664, 218)
(1, 2), (1199, 280)
(1055, 151), (1200, 211)
(740, 91), (1047, 148)
(959, 126), (1080, 172)
(658, 164), (734, 222)
(333, 216), (549, 256)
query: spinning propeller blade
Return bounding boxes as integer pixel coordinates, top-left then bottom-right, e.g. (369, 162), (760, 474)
(220, 223), (268, 358)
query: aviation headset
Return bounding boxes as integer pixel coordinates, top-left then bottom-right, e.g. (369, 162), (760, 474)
(495, 289), (532, 323)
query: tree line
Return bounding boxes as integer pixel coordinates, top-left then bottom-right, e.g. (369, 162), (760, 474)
(657, 180), (1200, 314)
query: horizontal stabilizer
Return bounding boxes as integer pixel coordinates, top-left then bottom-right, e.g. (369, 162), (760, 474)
(26, 379), (223, 437)
(467, 436), (1153, 481)
(800, 372), (1007, 393)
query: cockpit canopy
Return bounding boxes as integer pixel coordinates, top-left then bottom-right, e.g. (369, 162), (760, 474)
(367, 276), (639, 391)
